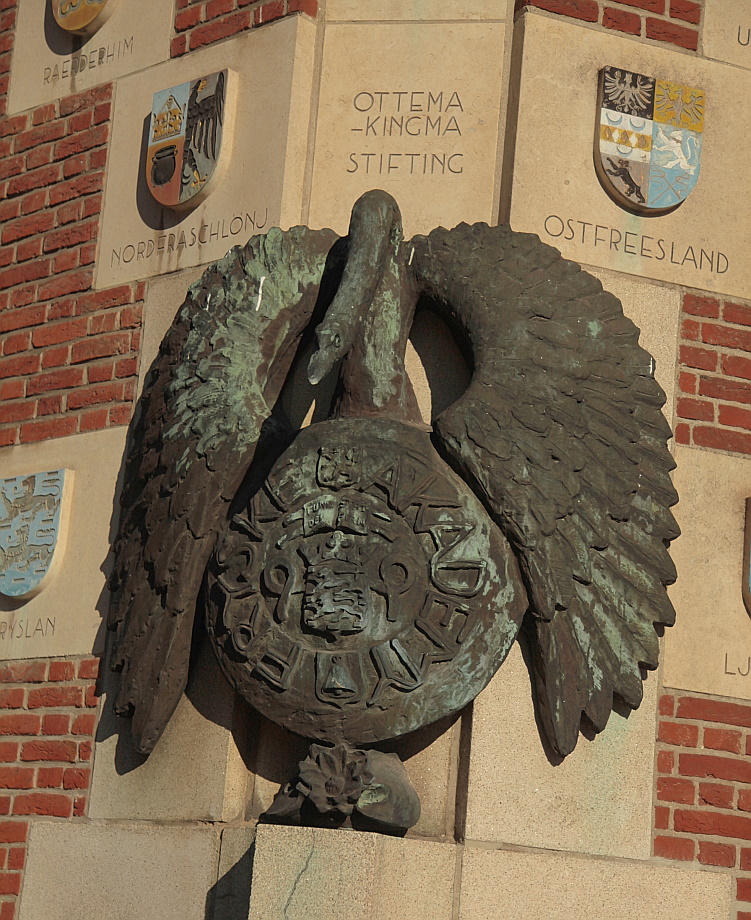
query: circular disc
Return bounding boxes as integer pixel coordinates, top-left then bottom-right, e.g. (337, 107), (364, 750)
(206, 418), (527, 744)
(53, 0), (116, 36)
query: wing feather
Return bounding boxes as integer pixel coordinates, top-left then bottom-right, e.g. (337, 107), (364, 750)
(109, 226), (342, 754)
(410, 222), (678, 756)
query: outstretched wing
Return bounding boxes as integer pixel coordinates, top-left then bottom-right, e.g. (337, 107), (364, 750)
(410, 222), (678, 756)
(109, 225), (342, 755)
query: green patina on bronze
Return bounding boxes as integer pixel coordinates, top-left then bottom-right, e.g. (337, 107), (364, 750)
(206, 415), (525, 745)
(109, 189), (679, 832)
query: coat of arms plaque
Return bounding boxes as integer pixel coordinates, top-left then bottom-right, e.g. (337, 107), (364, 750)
(146, 71), (231, 211)
(0, 471), (71, 599)
(52, 0), (116, 36)
(595, 65), (705, 216)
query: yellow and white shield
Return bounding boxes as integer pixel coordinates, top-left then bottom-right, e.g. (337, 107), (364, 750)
(595, 65), (705, 216)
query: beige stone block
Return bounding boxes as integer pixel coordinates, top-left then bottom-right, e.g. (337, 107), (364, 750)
(383, 713), (460, 839)
(458, 846), (732, 920)
(0, 426), (125, 659)
(663, 445), (751, 698)
(326, 0), (512, 20)
(704, 0), (751, 70)
(249, 712), (458, 838)
(249, 824), (457, 920)
(19, 821), (219, 920)
(137, 266), (205, 395)
(510, 12), (751, 300)
(8, 0), (172, 115)
(248, 719), (309, 819)
(89, 636), (249, 822)
(586, 268), (680, 422)
(212, 825), (257, 920)
(96, 17), (317, 288)
(308, 21), (506, 237)
(464, 642), (658, 859)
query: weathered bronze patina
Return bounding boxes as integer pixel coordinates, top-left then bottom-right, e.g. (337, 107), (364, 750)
(206, 418), (525, 745)
(109, 190), (679, 832)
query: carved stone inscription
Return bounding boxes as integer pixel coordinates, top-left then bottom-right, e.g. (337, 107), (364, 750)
(108, 209), (269, 272)
(347, 90), (466, 178)
(206, 418), (525, 745)
(542, 214), (729, 276)
(0, 617), (57, 642)
(703, 0), (751, 71)
(42, 37), (134, 85)
(308, 21), (506, 235)
(723, 652), (751, 677)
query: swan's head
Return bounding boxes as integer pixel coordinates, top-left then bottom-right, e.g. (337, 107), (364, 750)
(308, 190), (403, 386)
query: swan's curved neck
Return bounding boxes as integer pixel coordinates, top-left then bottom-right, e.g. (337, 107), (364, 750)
(335, 240), (421, 423)
(308, 189), (421, 424)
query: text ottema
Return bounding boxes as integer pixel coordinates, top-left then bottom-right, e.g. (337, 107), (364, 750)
(348, 90), (465, 177)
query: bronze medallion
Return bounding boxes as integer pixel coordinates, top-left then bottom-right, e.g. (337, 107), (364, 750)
(206, 418), (526, 745)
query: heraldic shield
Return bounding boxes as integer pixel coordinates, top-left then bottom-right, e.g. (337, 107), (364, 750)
(53, 0), (117, 36)
(595, 66), (705, 216)
(0, 471), (70, 599)
(146, 71), (229, 210)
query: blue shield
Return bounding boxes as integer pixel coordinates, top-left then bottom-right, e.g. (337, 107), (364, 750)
(596, 66), (705, 216)
(0, 471), (68, 599)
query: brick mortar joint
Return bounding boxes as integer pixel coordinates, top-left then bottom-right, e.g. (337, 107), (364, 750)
(652, 689), (751, 887)
(515, 4), (703, 52)
(663, 689), (751, 709)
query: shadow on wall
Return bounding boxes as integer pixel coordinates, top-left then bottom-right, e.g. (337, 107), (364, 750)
(95, 625), (248, 777)
(43, 2), (85, 56)
(205, 832), (256, 920)
(94, 230), (474, 788)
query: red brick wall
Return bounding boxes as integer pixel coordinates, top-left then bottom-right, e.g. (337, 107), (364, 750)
(0, 0), (328, 449)
(0, 658), (99, 920)
(676, 293), (751, 455)
(516, 0), (703, 50)
(654, 692), (751, 919)
(171, 0), (319, 57)
(0, 1), (14, 121)
(0, 71), (145, 448)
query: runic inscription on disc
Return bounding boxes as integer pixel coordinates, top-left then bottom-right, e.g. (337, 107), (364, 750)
(205, 418), (526, 745)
